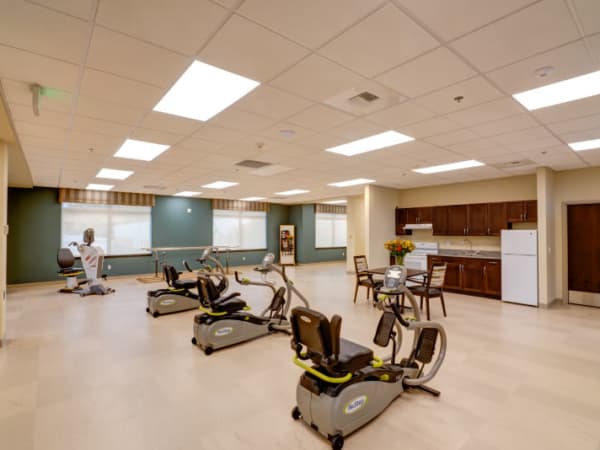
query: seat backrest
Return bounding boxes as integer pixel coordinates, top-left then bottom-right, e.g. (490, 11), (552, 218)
(57, 248), (75, 269)
(428, 263), (447, 289)
(353, 255), (368, 273)
(164, 265), (181, 286)
(268, 286), (286, 315)
(197, 274), (221, 305)
(290, 307), (341, 365)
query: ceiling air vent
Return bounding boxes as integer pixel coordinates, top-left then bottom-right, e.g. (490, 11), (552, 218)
(143, 184), (167, 190)
(235, 160), (271, 169)
(348, 91), (379, 107)
(492, 159), (536, 169)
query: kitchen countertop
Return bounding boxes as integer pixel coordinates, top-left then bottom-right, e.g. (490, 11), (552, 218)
(434, 249), (501, 260)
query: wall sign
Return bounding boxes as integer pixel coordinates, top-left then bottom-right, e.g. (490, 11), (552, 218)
(279, 225), (296, 266)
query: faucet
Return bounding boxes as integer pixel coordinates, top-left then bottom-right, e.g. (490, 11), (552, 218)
(463, 238), (473, 254)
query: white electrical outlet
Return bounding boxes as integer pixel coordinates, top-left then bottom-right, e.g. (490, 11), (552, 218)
(242, 257), (246, 261)
(107, 264), (112, 270)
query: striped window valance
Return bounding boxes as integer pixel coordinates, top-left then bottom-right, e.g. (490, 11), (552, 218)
(212, 198), (269, 212)
(315, 204), (347, 214)
(58, 188), (155, 206)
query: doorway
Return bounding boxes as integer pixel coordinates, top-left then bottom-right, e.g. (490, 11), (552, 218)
(568, 204), (600, 307)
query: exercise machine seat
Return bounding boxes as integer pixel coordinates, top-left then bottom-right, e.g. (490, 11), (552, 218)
(165, 265), (197, 290)
(291, 306), (374, 375)
(198, 275), (247, 313)
(57, 248), (83, 275)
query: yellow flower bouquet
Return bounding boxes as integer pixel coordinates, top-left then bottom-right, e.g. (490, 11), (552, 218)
(384, 239), (415, 265)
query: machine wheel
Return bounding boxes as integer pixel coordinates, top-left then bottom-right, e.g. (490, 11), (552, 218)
(330, 434), (344, 450)
(204, 346), (214, 356)
(291, 406), (301, 420)
(145, 307), (150, 313)
(152, 311), (159, 318)
(191, 337), (197, 345)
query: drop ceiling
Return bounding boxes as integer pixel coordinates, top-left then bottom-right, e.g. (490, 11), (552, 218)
(0, 0), (599, 203)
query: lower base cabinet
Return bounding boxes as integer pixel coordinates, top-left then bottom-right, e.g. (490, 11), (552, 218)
(428, 255), (501, 299)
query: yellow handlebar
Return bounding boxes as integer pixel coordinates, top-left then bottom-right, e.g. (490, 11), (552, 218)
(292, 356), (352, 383)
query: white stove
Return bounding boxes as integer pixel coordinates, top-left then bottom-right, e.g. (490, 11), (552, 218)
(404, 241), (439, 275)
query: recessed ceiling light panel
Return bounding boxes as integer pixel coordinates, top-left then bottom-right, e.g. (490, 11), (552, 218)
(96, 168), (134, 180)
(86, 183), (114, 191)
(114, 139), (170, 161)
(413, 160), (484, 174)
(240, 196), (266, 201)
(174, 191), (201, 197)
(274, 189), (309, 196)
(513, 70), (600, 110)
(154, 60), (260, 121)
(325, 130), (414, 156)
(202, 181), (239, 189)
(328, 178), (375, 187)
(323, 199), (347, 204)
(568, 138), (600, 152)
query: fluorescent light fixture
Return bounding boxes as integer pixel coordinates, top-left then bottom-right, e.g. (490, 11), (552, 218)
(275, 189), (309, 196)
(513, 70), (600, 110)
(413, 160), (484, 174)
(174, 191), (201, 197)
(154, 60), (260, 121)
(568, 138), (600, 152)
(96, 168), (133, 180)
(328, 178), (375, 187)
(241, 196), (266, 201)
(202, 181), (239, 189)
(325, 130), (414, 156)
(323, 199), (347, 204)
(86, 183), (113, 191)
(114, 139), (170, 161)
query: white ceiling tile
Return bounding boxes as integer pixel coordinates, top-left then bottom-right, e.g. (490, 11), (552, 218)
(559, 128), (600, 144)
(376, 47), (475, 98)
(29, 0), (95, 19)
(294, 133), (347, 151)
(533, 95), (600, 124)
(327, 119), (387, 140)
(20, 134), (64, 151)
(270, 54), (365, 102)
(177, 137), (225, 153)
(79, 68), (164, 109)
(0, 1), (88, 63)
(445, 97), (524, 126)
(396, 0), (536, 41)
(288, 105), (355, 132)
(199, 15), (309, 82)
(503, 136), (562, 153)
(138, 111), (201, 135)
(96, 0), (229, 55)
(8, 103), (71, 129)
(192, 124), (248, 143)
(259, 122), (316, 143)
(76, 95), (146, 125)
(451, 0), (580, 72)
(546, 113), (600, 135)
(210, 108), (277, 134)
(130, 127), (182, 145)
(572, 0), (600, 36)
(87, 27), (190, 88)
(319, 4), (438, 78)
(491, 126), (554, 145)
(469, 114), (540, 137)
(14, 121), (67, 141)
(71, 116), (131, 137)
(237, 0), (385, 49)
(487, 40), (595, 95)
(587, 33), (600, 60)
(69, 130), (124, 153)
(366, 101), (436, 129)
(447, 138), (508, 155)
(234, 85), (312, 120)
(399, 117), (462, 138)
(414, 76), (503, 114)
(0, 45), (79, 92)
(425, 129), (479, 147)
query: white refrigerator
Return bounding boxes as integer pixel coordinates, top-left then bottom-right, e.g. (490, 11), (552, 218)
(501, 230), (538, 306)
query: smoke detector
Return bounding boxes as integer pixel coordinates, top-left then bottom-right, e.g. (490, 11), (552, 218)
(534, 66), (554, 79)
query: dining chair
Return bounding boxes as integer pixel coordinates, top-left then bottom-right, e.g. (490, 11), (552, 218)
(353, 255), (376, 304)
(406, 262), (447, 320)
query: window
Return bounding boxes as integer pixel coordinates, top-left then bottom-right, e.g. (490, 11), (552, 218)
(213, 209), (267, 250)
(315, 212), (347, 248)
(61, 203), (151, 256)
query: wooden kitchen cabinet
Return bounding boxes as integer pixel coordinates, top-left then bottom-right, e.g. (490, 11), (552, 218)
(487, 202), (507, 235)
(461, 259), (485, 293)
(395, 208), (412, 236)
(467, 203), (488, 236)
(443, 257), (462, 291)
(447, 205), (468, 235)
(428, 255), (502, 299)
(483, 260), (501, 297)
(506, 200), (537, 223)
(432, 206), (448, 235)
(524, 200), (537, 222)
(406, 207), (432, 224)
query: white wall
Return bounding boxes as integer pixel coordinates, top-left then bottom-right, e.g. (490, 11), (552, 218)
(536, 167), (556, 306)
(345, 194), (365, 272)
(0, 143), (7, 345)
(364, 185), (400, 268)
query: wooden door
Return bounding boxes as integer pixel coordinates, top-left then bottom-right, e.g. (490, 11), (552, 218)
(432, 206), (448, 235)
(506, 201), (525, 222)
(487, 202), (507, 235)
(467, 203), (488, 236)
(406, 208), (419, 224)
(461, 259), (485, 293)
(483, 260), (501, 298)
(568, 204), (600, 296)
(443, 257), (462, 290)
(418, 207), (433, 223)
(524, 200), (537, 222)
(447, 205), (468, 235)
(395, 208), (411, 235)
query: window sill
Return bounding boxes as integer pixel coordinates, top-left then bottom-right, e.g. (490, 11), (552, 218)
(315, 246), (347, 250)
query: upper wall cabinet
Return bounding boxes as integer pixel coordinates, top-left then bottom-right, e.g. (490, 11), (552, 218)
(395, 208), (412, 236)
(406, 207), (432, 224)
(487, 202), (507, 236)
(432, 206), (448, 235)
(506, 200), (537, 223)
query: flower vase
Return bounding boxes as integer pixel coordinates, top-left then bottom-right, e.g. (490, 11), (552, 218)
(390, 254), (404, 266)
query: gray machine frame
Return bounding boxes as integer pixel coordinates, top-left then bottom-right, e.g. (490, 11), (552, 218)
(291, 265), (447, 450)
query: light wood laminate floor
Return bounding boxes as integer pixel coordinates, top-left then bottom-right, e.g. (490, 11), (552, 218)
(2, 261), (600, 450)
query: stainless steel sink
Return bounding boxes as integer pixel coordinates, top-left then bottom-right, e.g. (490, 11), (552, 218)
(461, 251), (480, 256)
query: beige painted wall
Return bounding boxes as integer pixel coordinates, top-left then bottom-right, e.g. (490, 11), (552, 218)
(552, 167), (600, 302)
(536, 167), (556, 306)
(0, 143), (7, 345)
(345, 195), (365, 272)
(397, 174), (537, 207)
(365, 185), (400, 268)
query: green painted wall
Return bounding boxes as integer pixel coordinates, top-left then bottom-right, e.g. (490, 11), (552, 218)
(7, 188), (342, 284)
